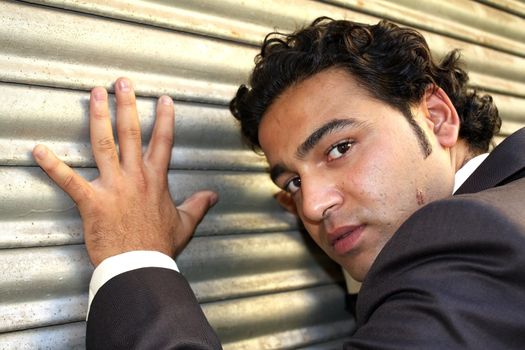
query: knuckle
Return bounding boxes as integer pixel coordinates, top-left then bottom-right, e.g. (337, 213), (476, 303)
(62, 173), (75, 190)
(125, 127), (142, 140)
(61, 174), (93, 203)
(117, 96), (136, 107)
(92, 111), (107, 120)
(45, 157), (60, 174)
(97, 136), (115, 151)
(156, 133), (174, 148)
(132, 171), (148, 192)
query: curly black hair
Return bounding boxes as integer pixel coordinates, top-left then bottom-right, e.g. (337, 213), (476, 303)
(230, 17), (501, 155)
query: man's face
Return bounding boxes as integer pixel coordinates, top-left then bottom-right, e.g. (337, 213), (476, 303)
(258, 68), (456, 281)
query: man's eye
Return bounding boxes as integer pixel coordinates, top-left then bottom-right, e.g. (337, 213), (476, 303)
(285, 177), (301, 194)
(327, 141), (352, 161)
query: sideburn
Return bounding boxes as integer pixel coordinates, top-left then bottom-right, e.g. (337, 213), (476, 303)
(402, 108), (432, 158)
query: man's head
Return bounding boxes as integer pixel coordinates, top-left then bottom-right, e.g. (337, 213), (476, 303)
(230, 18), (500, 281)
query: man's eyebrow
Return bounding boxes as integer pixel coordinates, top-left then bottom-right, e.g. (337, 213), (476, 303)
(270, 164), (287, 184)
(296, 118), (360, 158)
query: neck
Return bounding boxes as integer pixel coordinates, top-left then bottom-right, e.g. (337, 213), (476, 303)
(453, 139), (476, 172)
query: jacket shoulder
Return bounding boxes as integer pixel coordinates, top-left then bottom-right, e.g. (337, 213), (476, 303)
(353, 181), (525, 349)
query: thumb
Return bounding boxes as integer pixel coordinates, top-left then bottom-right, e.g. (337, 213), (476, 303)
(177, 190), (219, 230)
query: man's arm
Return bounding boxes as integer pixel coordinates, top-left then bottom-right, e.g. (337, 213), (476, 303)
(33, 78), (221, 349)
(87, 267), (221, 349)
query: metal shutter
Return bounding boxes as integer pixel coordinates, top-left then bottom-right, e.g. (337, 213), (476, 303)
(1, 1), (523, 349)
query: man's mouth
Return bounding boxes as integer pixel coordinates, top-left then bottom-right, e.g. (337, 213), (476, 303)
(328, 225), (365, 255)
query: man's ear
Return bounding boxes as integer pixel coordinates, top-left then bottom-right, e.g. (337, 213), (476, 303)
(423, 86), (460, 148)
(274, 190), (298, 215)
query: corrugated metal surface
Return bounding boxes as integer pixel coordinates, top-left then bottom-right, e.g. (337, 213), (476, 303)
(0, 0), (523, 348)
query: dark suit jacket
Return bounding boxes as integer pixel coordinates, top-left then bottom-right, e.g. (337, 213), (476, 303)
(87, 129), (525, 349)
(346, 128), (525, 349)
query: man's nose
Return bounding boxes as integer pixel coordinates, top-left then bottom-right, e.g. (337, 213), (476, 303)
(300, 177), (342, 222)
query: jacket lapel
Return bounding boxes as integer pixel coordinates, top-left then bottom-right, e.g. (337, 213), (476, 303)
(456, 128), (525, 195)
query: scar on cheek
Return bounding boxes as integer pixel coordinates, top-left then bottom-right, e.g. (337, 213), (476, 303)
(416, 189), (425, 206)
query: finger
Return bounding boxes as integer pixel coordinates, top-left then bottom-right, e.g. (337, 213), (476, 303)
(144, 95), (174, 172)
(90, 87), (120, 178)
(115, 77), (142, 170)
(177, 191), (218, 230)
(33, 144), (92, 205)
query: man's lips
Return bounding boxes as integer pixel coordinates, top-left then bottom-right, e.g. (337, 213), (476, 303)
(327, 225), (365, 255)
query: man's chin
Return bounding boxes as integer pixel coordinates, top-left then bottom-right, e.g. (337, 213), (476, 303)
(335, 255), (370, 283)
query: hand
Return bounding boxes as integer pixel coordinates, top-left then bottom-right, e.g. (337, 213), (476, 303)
(33, 78), (218, 267)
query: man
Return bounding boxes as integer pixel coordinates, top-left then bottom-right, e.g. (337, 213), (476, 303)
(33, 18), (525, 349)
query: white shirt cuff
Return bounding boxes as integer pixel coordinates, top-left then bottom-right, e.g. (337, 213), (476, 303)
(87, 250), (179, 318)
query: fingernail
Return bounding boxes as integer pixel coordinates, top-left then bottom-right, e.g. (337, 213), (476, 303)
(33, 145), (47, 160)
(118, 79), (130, 92)
(92, 88), (106, 101)
(209, 193), (219, 206)
(160, 95), (172, 106)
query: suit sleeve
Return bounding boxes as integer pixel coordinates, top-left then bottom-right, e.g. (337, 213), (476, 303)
(86, 267), (222, 350)
(344, 196), (525, 350)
